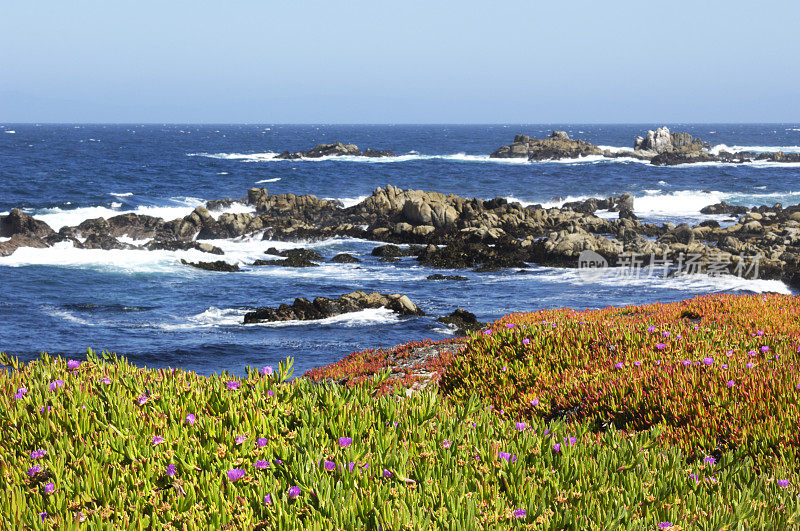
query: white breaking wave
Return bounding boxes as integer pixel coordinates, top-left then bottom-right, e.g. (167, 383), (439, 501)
(4, 130), (15, 134)
(255, 178), (281, 183)
(45, 307), (95, 326)
(709, 144), (800, 155)
(158, 306), (400, 330)
(14, 197), (206, 232)
(109, 192), (134, 197)
(206, 201), (256, 220)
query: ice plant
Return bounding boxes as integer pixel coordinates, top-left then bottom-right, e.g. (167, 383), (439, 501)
(43, 482), (55, 494)
(30, 449), (47, 459)
(383, 469), (393, 478)
(227, 469), (246, 482)
(498, 452), (517, 463)
(777, 479), (790, 488)
(99, 377), (111, 385)
(66, 359), (81, 370)
(513, 508), (526, 519)
(287, 486), (301, 498)
(257, 437), (268, 448)
(552, 443), (562, 453)
(323, 460), (336, 471)
(515, 422), (526, 431)
(441, 439), (452, 448)
(702, 357), (713, 366)
(152, 436), (164, 446)
(166, 464), (176, 477)
(338, 436), (353, 448)
(27, 465), (43, 477)
(656, 343), (666, 350)
(263, 494), (272, 505)
(261, 365), (274, 376)
(136, 394), (148, 405)
(255, 460), (270, 469)
(727, 380), (735, 387)
(235, 435), (246, 445)
(226, 380), (240, 390)
(186, 413), (196, 426)
(704, 456), (716, 466)
(49, 380), (64, 391)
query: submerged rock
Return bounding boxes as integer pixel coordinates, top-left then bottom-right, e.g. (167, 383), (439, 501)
(180, 259), (240, 272)
(330, 253), (361, 263)
(254, 248), (322, 267)
(146, 240), (224, 254)
(243, 291), (424, 324)
(426, 274), (468, 281)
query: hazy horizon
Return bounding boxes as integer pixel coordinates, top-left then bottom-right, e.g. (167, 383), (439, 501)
(2, 0), (799, 123)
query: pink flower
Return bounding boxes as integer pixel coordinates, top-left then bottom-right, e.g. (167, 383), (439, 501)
(44, 482), (55, 494)
(656, 343), (666, 350)
(441, 440), (452, 448)
(136, 395), (148, 405)
(702, 357), (713, 366)
(760, 345), (769, 353)
(552, 443), (561, 453)
(257, 437), (268, 447)
(323, 460), (336, 471)
(226, 381), (240, 390)
(513, 508), (527, 519)
(99, 377), (111, 385)
(681, 360), (691, 367)
(152, 436), (164, 446)
(261, 366), (274, 376)
(287, 486), (301, 498)
(506, 323), (515, 328)
(614, 362), (624, 369)
(263, 494), (273, 505)
(186, 413), (196, 426)
(483, 329), (492, 335)
(530, 398), (539, 406)
(338, 437), (353, 448)
(49, 380), (64, 392)
(66, 359), (81, 370)
(227, 469), (246, 482)
(235, 435), (246, 445)
(777, 479), (790, 488)
(634, 361), (642, 367)
(515, 422), (526, 431)
(255, 460), (270, 469)
(522, 338), (531, 345)
(746, 362), (754, 368)
(727, 380), (735, 388)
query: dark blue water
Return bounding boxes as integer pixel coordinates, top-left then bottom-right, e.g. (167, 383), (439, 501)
(2, 124), (799, 375)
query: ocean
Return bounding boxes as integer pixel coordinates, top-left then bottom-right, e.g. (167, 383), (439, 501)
(1, 123), (799, 375)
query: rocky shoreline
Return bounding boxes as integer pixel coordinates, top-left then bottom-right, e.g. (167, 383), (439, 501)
(3, 184), (800, 290)
(490, 126), (800, 165)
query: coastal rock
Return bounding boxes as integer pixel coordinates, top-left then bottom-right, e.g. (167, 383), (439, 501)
(243, 291), (424, 324)
(0, 234), (49, 257)
(180, 259), (240, 272)
(490, 131), (602, 160)
(254, 248), (322, 267)
(417, 239), (529, 270)
(274, 142), (395, 159)
(426, 274), (468, 281)
(330, 253), (361, 263)
(699, 202), (749, 216)
(81, 233), (127, 250)
(0, 209), (55, 239)
(437, 309), (484, 335)
(146, 240), (224, 254)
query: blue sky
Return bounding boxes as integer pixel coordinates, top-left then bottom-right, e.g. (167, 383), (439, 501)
(1, 0), (798, 123)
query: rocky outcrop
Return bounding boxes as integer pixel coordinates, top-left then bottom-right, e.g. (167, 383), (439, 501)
(275, 142), (395, 160)
(632, 126), (716, 165)
(330, 253), (361, 263)
(243, 291), (424, 324)
(426, 274), (468, 281)
(146, 240), (224, 254)
(180, 259), (240, 272)
(699, 202), (749, 216)
(490, 131), (603, 160)
(0, 209), (55, 239)
(253, 248), (322, 267)
(0, 234), (49, 257)
(437, 309), (484, 335)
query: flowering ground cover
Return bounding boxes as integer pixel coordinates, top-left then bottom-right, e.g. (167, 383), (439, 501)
(2, 294), (800, 528)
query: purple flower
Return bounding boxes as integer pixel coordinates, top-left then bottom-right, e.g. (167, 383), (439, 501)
(634, 361), (642, 367)
(99, 377), (111, 385)
(255, 460), (270, 469)
(647, 326), (656, 333)
(383, 469), (393, 478)
(338, 437), (353, 448)
(756, 330), (765, 336)
(614, 362), (624, 369)
(227, 469), (246, 482)
(226, 380), (240, 390)
(27, 465), (43, 477)
(501, 365), (507, 372)
(483, 329), (492, 335)
(704, 456), (716, 466)
(656, 343), (666, 350)
(676, 334), (682, 339)
(513, 508), (527, 519)
(760, 345), (769, 353)
(506, 323), (515, 328)
(726, 350), (734, 356)
(702, 357), (714, 366)
(186, 413), (196, 426)
(136, 394), (148, 405)
(748, 350), (757, 357)
(235, 435), (246, 445)
(30, 449), (47, 460)
(273, 459), (283, 465)
(522, 338), (531, 345)
(552, 443), (561, 453)
(563, 436), (577, 446)
(515, 422), (526, 431)
(44, 482), (55, 494)
(66, 359), (81, 370)
(267, 390), (275, 397)
(727, 380), (735, 388)
(39, 512), (49, 522)
(530, 398), (539, 407)
(13, 387), (27, 400)
(264, 494), (273, 505)
(323, 460), (336, 471)
(658, 524), (673, 530)
(498, 452), (517, 463)
(747, 362), (754, 368)
(662, 332), (670, 337)
(681, 360), (691, 367)
(777, 479), (790, 488)
(348, 462), (356, 471)
(152, 436), (164, 446)
(442, 440), (452, 448)
(166, 464), (176, 477)
(722, 364), (729, 369)
(287, 486), (301, 498)
(257, 437), (268, 448)
(49, 380), (64, 391)
(689, 473), (700, 484)
(261, 365), (274, 376)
